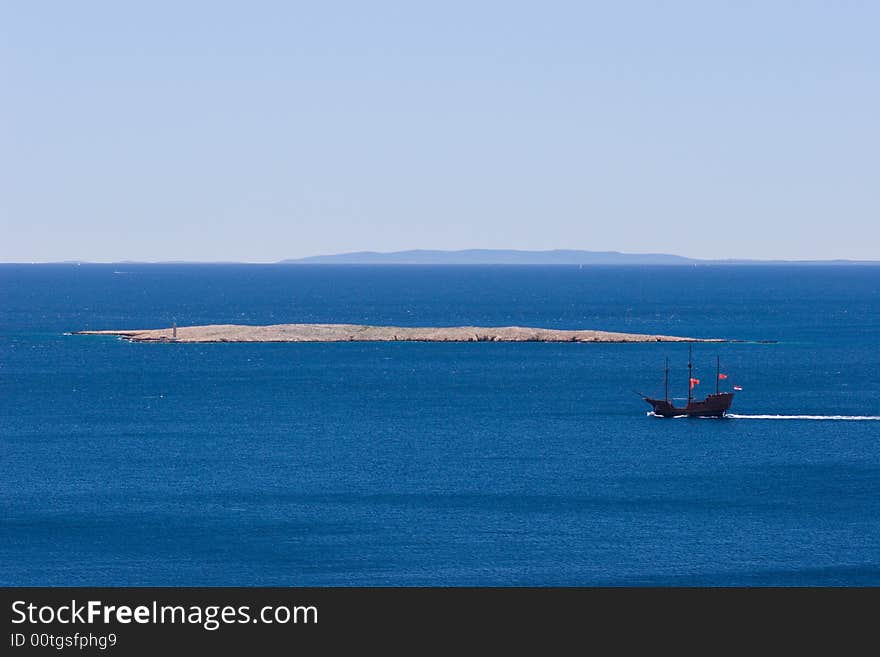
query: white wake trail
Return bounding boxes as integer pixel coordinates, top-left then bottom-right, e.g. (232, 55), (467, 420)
(726, 414), (880, 421)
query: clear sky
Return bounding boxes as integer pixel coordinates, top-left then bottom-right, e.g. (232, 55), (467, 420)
(2, 1), (878, 262)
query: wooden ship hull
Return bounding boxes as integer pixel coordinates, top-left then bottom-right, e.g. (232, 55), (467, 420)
(645, 392), (734, 418)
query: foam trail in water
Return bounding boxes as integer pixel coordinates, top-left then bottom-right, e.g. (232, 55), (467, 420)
(646, 412), (880, 420)
(726, 414), (880, 421)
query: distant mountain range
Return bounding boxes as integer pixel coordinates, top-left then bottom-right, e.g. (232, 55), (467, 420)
(15, 250), (877, 265)
(279, 249), (878, 265)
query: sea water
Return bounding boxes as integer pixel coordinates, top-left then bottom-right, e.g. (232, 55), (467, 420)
(1, 264), (878, 585)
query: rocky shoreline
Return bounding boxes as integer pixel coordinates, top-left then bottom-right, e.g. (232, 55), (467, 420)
(74, 323), (724, 343)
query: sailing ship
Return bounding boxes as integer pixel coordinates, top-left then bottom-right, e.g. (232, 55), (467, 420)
(640, 346), (734, 418)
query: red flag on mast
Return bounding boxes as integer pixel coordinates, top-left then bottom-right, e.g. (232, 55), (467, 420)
(689, 378), (700, 389)
(718, 373), (728, 380)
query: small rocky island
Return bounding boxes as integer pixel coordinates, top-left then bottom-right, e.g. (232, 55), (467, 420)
(75, 324), (723, 343)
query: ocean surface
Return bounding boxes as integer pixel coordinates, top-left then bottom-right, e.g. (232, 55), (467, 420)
(1, 264), (879, 586)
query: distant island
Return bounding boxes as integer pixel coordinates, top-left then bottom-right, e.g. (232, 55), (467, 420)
(279, 249), (879, 265)
(74, 323), (724, 344)
(16, 249), (878, 266)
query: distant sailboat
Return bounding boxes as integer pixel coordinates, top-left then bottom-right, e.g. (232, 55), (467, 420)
(639, 346), (734, 418)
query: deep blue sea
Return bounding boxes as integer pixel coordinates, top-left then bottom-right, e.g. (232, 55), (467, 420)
(1, 264), (878, 585)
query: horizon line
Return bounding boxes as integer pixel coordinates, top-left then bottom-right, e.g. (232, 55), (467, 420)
(3, 247), (879, 265)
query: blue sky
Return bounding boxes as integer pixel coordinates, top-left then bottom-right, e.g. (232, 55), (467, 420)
(2, 1), (878, 262)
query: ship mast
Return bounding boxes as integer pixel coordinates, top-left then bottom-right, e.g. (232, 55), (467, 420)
(716, 355), (720, 395)
(664, 357), (669, 403)
(687, 344), (693, 404)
